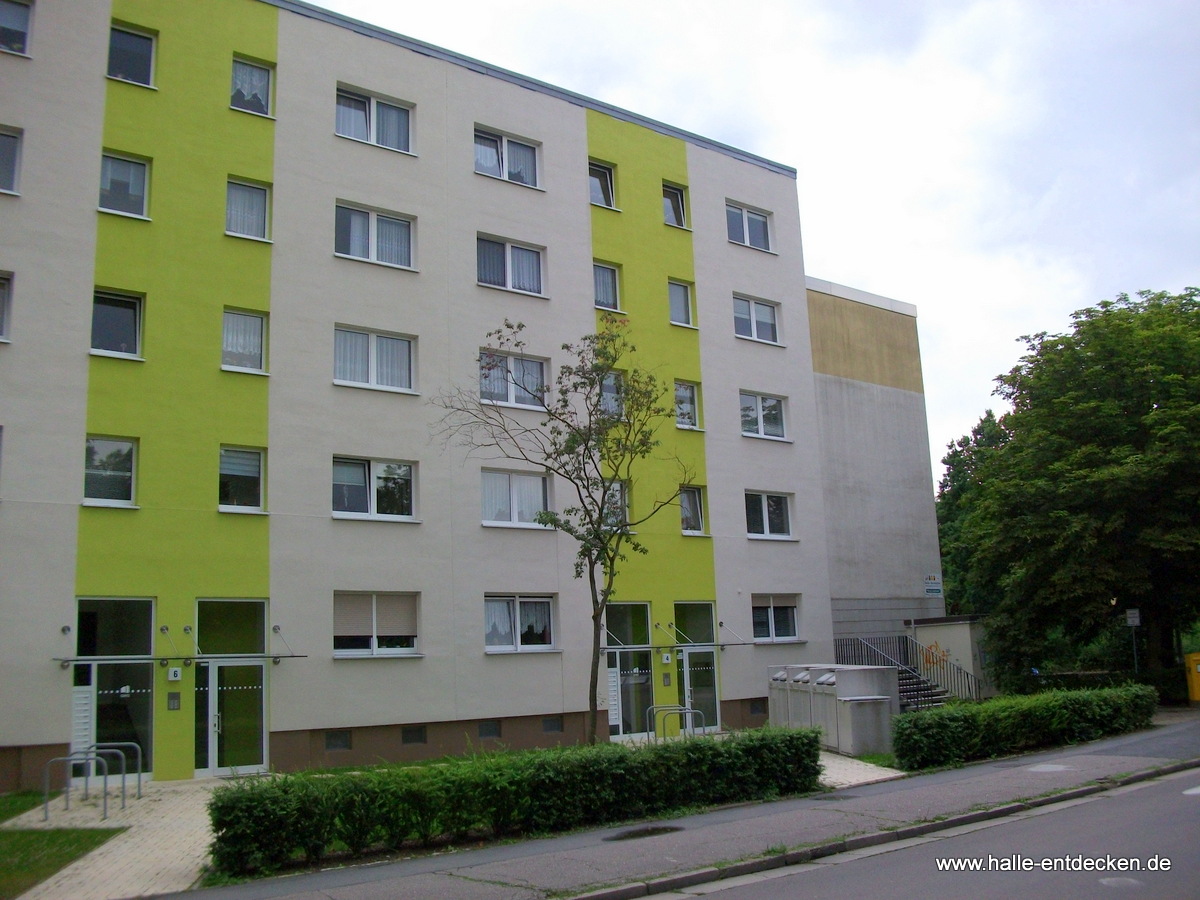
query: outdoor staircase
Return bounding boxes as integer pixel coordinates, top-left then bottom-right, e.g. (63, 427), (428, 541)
(834, 634), (981, 712)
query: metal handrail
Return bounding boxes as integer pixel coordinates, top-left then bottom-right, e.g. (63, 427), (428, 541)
(834, 636), (981, 703)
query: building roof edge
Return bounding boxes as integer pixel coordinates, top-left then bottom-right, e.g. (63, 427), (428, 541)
(806, 276), (918, 318)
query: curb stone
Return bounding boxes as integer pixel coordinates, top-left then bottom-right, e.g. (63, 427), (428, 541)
(567, 757), (1200, 900)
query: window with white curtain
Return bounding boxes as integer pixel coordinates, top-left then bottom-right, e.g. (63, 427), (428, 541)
(733, 296), (779, 343)
(336, 88), (411, 152)
(726, 202), (771, 250)
(668, 281), (692, 326)
(474, 129), (538, 186)
(600, 372), (623, 417)
(740, 391), (785, 438)
(334, 327), (413, 391)
(680, 486), (704, 534)
(231, 59), (271, 115)
(594, 263), (619, 310)
(100, 154), (148, 216)
(482, 470), (549, 526)
(0, 1), (31, 55)
(485, 595), (553, 651)
(222, 310), (265, 372)
(335, 205), (413, 268)
(226, 180), (269, 239)
(479, 351), (544, 407)
(476, 236), (543, 294)
(334, 591), (418, 656)
(752, 594), (799, 641)
(218, 447), (263, 511)
(333, 457), (415, 519)
(675, 381), (699, 428)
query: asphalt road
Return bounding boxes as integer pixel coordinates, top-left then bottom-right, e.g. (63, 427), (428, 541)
(695, 769), (1200, 900)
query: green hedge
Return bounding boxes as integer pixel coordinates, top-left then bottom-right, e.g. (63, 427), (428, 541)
(892, 684), (1158, 770)
(1009, 669), (1188, 704)
(209, 728), (821, 875)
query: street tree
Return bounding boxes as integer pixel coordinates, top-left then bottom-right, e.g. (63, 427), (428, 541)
(945, 288), (1200, 689)
(434, 319), (689, 741)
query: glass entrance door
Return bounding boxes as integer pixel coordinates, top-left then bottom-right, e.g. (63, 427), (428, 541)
(607, 649), (654, 738)
(194, 661), (266, 776)
(676, 648), (719, 733)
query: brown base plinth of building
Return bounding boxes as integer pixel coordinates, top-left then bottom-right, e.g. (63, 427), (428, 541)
(0, 743), (72, 793)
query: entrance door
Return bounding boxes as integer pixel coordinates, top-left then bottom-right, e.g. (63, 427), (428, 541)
(607, 649), (654, 738)
(71, 661), (154, 779)
(676, 648), (719, 733)
(194, 661), (266, 776)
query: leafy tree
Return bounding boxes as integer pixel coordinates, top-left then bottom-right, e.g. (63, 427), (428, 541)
(435, 319), (689, 741)
(944, 289), (1200, 689)
(936, 409), (1007, 614)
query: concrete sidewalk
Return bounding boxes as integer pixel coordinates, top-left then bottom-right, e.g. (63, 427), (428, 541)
(6, 708), (1198, 900)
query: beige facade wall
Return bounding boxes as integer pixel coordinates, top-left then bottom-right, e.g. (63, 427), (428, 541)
(807, 285), (924, 393)
(0, 1), (110, 757)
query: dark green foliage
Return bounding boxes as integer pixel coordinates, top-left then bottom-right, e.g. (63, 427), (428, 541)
(208, 728), (822, 874)
(891, 685), (1157, 770)
(936, 290), (1200, 687)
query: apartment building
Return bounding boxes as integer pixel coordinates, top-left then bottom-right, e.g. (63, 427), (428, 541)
(0, 0), (942, 789)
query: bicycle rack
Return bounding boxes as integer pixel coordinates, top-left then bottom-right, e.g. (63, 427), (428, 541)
(43, 753), (109, 821)
(92, 742), (143, 799)
(645, 704), (706, 741)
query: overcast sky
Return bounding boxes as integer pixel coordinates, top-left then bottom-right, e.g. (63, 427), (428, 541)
(314, 0), (1199, 483)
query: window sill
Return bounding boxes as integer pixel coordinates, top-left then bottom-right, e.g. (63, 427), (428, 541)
(218, 506), (268, 515)
(90, 349), (145, 362)
(594, 305), (626, 314)
(591, 202), (621, 212)
(333, 380), (417, 395)
(230, 107), (275, 120)
(481, 399), (545, 412)
(0, 188), (19, 198)
(474, 171), (545, 192)
(484, 647), (562, 655)
(670, 321), (699, 330)
(747, 534), (798, 542)
(225, 232), (273, 243)
(681, 531), (711, 538)
(676, 424), (704, 433)
(0, 337), (10, 344)
(734, 334), (785, 348)
(754, 638), (807, 645)
(81, 500), (139, 509)
(333, 253), (417, 273)
(334, 651), (423, 660)
(331, 512), (421, 524)
(106, 75), (156, 90)
(0, 49), (31, 59)
(99, 208), (150, 221)
(482, 521), (553, 530)
(664, 222), (692, 232)
(728, 241), (778, 256)
(335, 133), (417, 157)
(222, 365), (269, 376)
(742, 433), (792, 444)
(477, 282), (547, 300)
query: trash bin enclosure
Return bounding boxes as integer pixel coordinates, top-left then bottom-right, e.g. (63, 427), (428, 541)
(768, 664), (900, 755)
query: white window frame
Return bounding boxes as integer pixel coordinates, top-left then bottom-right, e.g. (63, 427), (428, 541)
(0, 272), (11, 340)
(84, 436), (137, 508)
(99, 153), (148, 218)
(0, 127), (20, 194)
(333, 591), (419, 657)
(231, 58), (272, 116)
(479, 351), (545, 408)
(668, 281), (693, 327)
(726, 202), (771, 251)
(474, 128), (539, 187)
(90, 290), (142, 359)
(225, 179), (270, 240)
(600, 372), (624, 417)
(594, 263), (620, 311)
(0, 1), (31, 55)
(335, 87), (412, 153)
(332, 457), (417, 521)
(675, 381), (700, 429)
(589, 161), (615, 208)
(333, 326), (414, 393)
(218, 446), (264, 513)
(222, 309), (267, 373)
(334, 204), (414, 269)
(663, 184), (687, 227)
(680, 486), (705, 535)
(745, 491), (792, 539)
(107, 24), (154, 87)
(752, 594), (800, 642)
(740, 391), (786, 439)
(485, 594), (555, 652)
(481, 469), (550, 528)
(733, 296), (780, 344)
(476, 236), (544, 295)
(603, 481), (629, 531)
